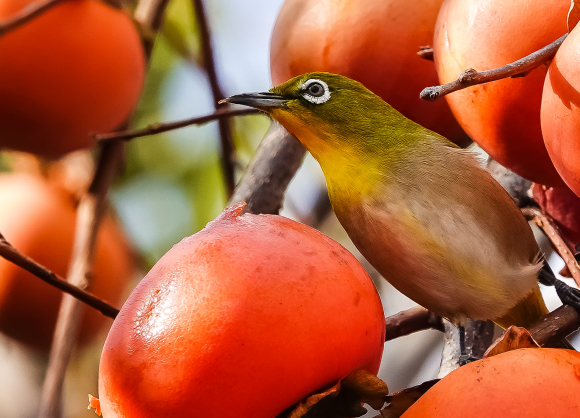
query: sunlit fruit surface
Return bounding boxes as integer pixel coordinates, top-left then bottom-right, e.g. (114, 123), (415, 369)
(98, 204), (386, 418)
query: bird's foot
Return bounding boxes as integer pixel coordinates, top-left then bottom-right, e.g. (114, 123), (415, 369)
(458, 354), (478, 366)
(554, 279), (580, 311)
(538, 262), (580, 311)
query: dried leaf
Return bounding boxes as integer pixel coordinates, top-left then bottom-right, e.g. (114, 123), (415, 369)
(87, 394), (101, 416)
(560, 264), (573, 278)
(483, 325), (540, 358)
(568, 0), (580, 32)
(280, 370), (389, 418)
(375, 379), (439, 418)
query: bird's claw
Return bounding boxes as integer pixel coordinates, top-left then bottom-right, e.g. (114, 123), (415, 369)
(554, 280), (580, 311)
(458, 354), (478, 366)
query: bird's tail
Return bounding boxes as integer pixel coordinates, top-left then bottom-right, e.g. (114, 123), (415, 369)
(493, 284), (548, 330)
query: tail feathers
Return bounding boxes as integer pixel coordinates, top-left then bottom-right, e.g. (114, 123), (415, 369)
(493, 285), (548, 329)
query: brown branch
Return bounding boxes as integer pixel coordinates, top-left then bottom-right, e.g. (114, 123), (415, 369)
(37, 0), (170, 416)
(522, 207), (580, 287)
(417, 46), (433, 61)
(0, 234), (119, 319)
(529, 304), (580, 347)
(230, 123), (306, 215)
(384, 306), (444, 342)
(39, 141), (125, 418)
(95, 108), (259, 142)
(0, 0), (65, 37)
(192, 0), (236, 196)
(420, 34), (567, 102)
(134, 0), (171, 60)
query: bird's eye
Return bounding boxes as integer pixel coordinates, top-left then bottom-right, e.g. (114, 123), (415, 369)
(307, 82), (324, 97)
(302, 79), (330, 104)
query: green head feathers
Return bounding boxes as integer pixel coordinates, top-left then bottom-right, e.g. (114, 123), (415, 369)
(223, 72), (443, 163)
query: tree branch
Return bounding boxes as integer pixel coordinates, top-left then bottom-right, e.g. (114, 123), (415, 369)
(192, 0), (236, 196)
(0, 0), (65, 37)
(384, 306), (443, 342)
(420, 34), (567, 102)
(230, 122), (306, 215)
(39, 0), (172, 414)
(0, 234), (119, 319)
(522, 207), (580, 287)
(529, 304), (580, 347)
(95, 108), (259, 142)
(39, 141), (125, 418)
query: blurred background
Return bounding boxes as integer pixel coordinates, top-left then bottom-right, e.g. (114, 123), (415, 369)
(0, 0), (577, 417)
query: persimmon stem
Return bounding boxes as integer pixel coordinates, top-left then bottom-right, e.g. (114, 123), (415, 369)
(193, 0), (237, 197)
(417, 46), (434, 61)
(95, 108), (260, 142)
(420, 34), (567, 102)
(0, 0), (66, 37)
(0, 234), (119, 319)
(522, 207), (580, 287)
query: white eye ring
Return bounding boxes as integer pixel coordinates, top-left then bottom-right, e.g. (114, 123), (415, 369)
(301, 79), (330, 104)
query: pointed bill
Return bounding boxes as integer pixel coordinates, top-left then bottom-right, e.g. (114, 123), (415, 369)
(219, 92), (289, 110)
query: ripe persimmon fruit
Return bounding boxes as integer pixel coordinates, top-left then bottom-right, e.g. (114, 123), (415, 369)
(0, 0), (145, 157)
(270, 0), (467, 144)
(541, 22), (580, 196)
(433, 0), (568, 186)
(98, 204), (385, 418)
(0, 172), (135, 350)
(402, 348), (580, 417)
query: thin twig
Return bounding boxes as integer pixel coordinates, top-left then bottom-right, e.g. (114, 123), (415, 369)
(95, 108), (259, 142)
(192, 0), (236, 196)
(0, 234), (119, 318)
(522, 207), (580, 287)
(0, 0), (65, 37)
(420, 34), (567, 102)
(384, 306), (443, 342)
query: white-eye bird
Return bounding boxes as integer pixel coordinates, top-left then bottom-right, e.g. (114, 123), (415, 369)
(223, 72), (559, 341)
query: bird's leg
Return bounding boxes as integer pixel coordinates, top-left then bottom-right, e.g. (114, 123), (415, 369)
(457, 325), (477, 366)
(539, 262), (580, 310)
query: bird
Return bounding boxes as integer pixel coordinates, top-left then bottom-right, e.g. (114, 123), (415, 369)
(221, 72), (572, 354)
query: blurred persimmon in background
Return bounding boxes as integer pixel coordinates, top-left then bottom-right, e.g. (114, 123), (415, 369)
(0, 0), (145, 158)
(0, 172), (135, 351)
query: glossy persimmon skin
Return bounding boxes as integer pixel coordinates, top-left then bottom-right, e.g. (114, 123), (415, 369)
(0, 173), (135, 350)
(270, 0), (467, 144)
(403, 348), (580, 417)
(434, 0), (568, 186)
(0, 0), (145, 157)
(541, 25), (580, 196)
(98, 204), (385, 418)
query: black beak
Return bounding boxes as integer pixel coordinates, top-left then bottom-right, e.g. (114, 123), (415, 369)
(219, 92), (289, 110)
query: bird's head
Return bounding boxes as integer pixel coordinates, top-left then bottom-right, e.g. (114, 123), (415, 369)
(221, 72), (412, 163)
